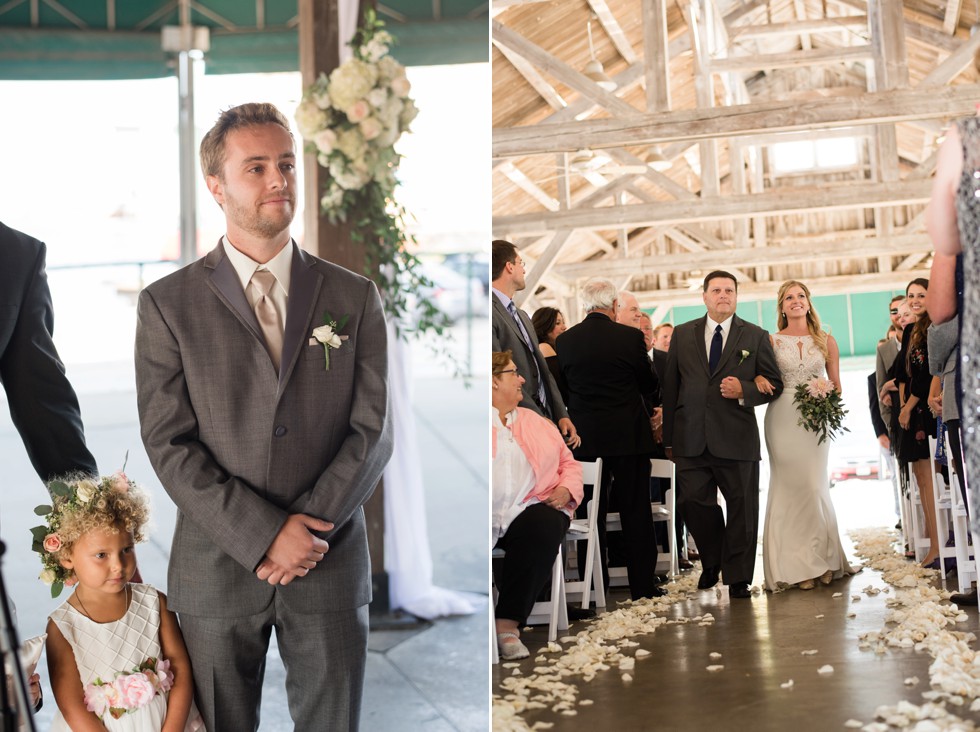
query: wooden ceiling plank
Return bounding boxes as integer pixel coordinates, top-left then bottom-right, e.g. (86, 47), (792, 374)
(493, 178), (933, 236)
(588, 0), (638, 64)
(499, 161), (560, 211)
(728, 16), (869, 39)
(492, 40), (567, 111)
(943, 0), (963, 35)
(492, 85), (980, 158)
(491, 20), (640, 118)
(553, 232), (931, 278)
(642, 0), (671, 112)
(918, 31), (980, 86)
(710, 44), (873, 73)
(792, 0), (813, 51)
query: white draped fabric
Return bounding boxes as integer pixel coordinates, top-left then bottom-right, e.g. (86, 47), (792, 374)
(383, 320), (480, 619)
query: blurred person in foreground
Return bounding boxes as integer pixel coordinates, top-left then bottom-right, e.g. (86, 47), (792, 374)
(0, 221), (98, 482)
(492, 350), (582, 659)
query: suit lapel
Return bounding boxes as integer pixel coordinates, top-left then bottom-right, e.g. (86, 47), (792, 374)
(493, 294), (533, 354)
(693, 316), (710, 375)
(279, 246), (323, 387)
(205, 242), (263, 342)
(718, 316), (744, 371)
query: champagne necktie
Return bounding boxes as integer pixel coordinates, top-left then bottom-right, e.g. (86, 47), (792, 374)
(251, 269), (283, 371)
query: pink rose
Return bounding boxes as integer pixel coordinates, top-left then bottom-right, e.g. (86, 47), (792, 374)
(110, 471), (130, 493)
(113, 673), (155, 709)
(84, 683), (108, 717)
(346, 99), (370, 123)
(42, 533), (62, 553)
(155, 658), (173, 692)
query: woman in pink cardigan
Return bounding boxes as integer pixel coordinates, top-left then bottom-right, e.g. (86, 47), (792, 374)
(492, 350), (583, 660)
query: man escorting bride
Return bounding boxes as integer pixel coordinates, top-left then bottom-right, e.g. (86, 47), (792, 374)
(757, 280), (854, 591)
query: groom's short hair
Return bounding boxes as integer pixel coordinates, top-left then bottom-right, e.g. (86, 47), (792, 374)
(703, 270), (738, 292)
(492, 240), (518, 280)
(580, 278), (618, 312)
(200, 102), (294, 180)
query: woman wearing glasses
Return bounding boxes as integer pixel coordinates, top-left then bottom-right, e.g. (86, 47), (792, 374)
(492, 350), (582, 660)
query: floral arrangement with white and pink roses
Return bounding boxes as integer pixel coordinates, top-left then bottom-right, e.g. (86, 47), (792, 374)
(84, 657), (173, 720)
(793, 375), (849, 445)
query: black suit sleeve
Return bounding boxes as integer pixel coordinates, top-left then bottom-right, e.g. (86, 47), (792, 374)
(0, 241), (97, 480)
(868, 372), (887, 438)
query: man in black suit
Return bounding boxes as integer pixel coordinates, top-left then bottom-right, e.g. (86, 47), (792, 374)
(557, 278), (663, 600)
(1, 222), (97, 481)
(661, 271), (781, 599)
(491, 239), (579, 447)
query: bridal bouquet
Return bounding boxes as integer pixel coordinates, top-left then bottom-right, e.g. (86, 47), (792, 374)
(794, 376), (849, 445)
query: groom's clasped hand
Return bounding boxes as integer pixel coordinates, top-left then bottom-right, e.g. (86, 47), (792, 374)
(719, 376), (744, 399)
(255, 513), (335, 585)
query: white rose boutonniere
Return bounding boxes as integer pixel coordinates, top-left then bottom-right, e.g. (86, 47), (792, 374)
(739, 349), (751, 365)
(313, 310), (350, 370)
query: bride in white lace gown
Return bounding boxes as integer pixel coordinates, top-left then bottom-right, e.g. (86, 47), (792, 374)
(760, 281), (854, 591)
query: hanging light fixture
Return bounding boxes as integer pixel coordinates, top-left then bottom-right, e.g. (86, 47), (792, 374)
(583, 19), (616, 91)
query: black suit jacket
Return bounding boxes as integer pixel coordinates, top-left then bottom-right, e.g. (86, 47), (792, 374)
(868, 372), (888, 439)
(556, 312), (658, 458)
(0, 222), (97, 480)
(492, 293), (568, 421)
(662, 314), (782, 461)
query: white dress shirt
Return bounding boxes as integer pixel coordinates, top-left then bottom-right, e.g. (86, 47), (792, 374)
(223, 236), (293, 321)
(491, 407), (538, 546)
(703, 314), (734, 360)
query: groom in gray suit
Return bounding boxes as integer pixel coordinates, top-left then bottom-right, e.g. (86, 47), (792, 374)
(135, 103), (392, 730)
(661, 271), (781, 599)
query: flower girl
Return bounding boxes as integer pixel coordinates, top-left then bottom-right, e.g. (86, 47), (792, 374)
(33, 473), (204, 731)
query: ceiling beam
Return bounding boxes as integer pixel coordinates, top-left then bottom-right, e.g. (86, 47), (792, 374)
(493, 178), (933, 236)
(492, 84), (980, 158)
(553, 232), (932, 278)
(727, 15), (869, 40)
(709, 44), (872, 73)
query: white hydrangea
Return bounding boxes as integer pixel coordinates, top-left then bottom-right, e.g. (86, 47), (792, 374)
(294, 99), (328, 140)
(329, 58), (378, 113)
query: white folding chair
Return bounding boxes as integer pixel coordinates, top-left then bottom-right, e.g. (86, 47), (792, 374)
(606, 458), (679, 588)
(491, 546), (569, 644)
(563, 459), (606, 610)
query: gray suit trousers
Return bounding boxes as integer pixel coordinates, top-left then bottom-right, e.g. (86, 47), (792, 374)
(179, 597), (369, 731)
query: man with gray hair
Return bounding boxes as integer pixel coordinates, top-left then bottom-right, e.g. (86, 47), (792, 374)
(557, 278), (663, 599)
(616, 290), (643, 327)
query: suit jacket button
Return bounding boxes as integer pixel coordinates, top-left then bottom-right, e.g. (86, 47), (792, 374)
(274, 426), (287, 437)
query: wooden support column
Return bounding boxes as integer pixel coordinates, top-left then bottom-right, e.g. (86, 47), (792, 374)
(690, 0), (719, 197)
(298, 0), (396, 619)
(642, 0), (670, 113)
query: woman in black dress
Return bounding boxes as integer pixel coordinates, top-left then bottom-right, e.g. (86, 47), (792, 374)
(895, 278), (940, 568)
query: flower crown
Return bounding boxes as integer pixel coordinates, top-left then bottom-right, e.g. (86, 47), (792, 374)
(31, 472), (145, 598)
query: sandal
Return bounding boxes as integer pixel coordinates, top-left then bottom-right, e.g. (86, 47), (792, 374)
(818, 570), (834, 585)
(497, 631), (529, 660)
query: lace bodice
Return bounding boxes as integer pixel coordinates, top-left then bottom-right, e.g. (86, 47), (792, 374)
(772, 334), (826, 389)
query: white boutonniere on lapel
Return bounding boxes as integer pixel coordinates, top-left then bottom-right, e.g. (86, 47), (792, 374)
(312, 310), (350, 370)
(739, 349), (751, 365)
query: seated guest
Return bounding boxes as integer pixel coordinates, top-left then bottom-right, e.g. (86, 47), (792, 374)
(492, 350), (583, 660)
(532, 306), (569, 399)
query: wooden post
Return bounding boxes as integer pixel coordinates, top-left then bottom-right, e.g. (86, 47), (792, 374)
(298, 0), (397, 621)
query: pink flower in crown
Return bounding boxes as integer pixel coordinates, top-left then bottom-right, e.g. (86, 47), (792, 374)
(42, 533), (62, 553)
(805, 377), (834, 399)
(113, 673), (155, 709)
(110, 471), (130, 493)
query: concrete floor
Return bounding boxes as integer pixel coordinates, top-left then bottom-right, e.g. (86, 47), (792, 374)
(493, 479), (980, 731)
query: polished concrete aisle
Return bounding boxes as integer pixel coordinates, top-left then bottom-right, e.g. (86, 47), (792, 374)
(493, 555), (980, 731)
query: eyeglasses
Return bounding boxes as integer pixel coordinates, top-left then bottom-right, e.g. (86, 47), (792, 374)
(496, 368), (519, 375)
(889, 309), (899, 314)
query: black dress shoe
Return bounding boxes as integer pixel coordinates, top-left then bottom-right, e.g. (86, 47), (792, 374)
(641, 586), (668, 599)
(567, 606), (597, 620)
(678, 558), (694, 570)
(697, 566), (720, 589)
(729, 582), (752, 599)
(951, 589), (979, 606)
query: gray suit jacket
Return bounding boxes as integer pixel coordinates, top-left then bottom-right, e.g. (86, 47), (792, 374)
(135, 242), (393, 617)
(662, 314), (782, 461)
(875, 337), (900, 426)
(491, 293), (568, 421)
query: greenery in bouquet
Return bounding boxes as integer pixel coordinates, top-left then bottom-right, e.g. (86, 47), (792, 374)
(295, 9), (449, 342)
(793, 376), (849, 445)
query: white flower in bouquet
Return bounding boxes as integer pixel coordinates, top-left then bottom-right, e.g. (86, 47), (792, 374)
(377, 55), (401, 82)
(391, 75), (412, 98)
(378, 96), (403, 128)
(320, 186), (344, 211)
(295, 100), (328, 139)
(329, 58), (378, 112)
(313, 129), (337, 155)
(360, 117), (383, 141)
(329, 159), (370, 191)
(367, 87), (388, 109)
(363, 31), (393, 62)
(312, 87), (332, 110)
(335, 127), (367, 163)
